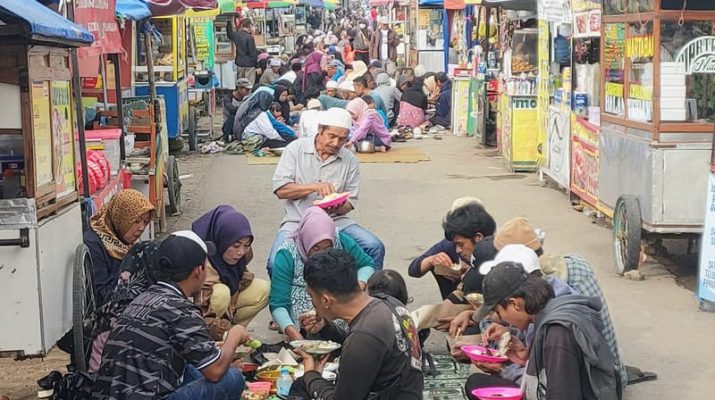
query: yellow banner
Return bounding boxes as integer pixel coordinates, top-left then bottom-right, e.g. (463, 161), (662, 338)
(605, 82), (624, 97)
(51, 81), (76, 195)
(32, 81), (54, 188)
(625, 35), (654, 59)
(628, 84), (653, 101)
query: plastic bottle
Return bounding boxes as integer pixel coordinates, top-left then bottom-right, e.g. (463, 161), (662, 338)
(276, 367), (293, 398)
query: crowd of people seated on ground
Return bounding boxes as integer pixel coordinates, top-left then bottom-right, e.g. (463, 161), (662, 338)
(74, 13), (630, 400)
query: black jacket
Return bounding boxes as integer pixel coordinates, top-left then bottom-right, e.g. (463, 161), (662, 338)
(227, 21), (257, 68)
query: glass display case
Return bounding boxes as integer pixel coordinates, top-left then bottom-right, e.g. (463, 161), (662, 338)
(511, 29), (538, 74)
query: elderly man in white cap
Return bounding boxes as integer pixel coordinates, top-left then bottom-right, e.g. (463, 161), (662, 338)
(269, 107), (385, 275)
(370, 16), (399, 73)
(339, 80), (358, 101)
(325, 80), (340, 98)
(259, 58), (282, 85)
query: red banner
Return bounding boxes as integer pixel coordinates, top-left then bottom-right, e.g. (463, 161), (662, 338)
(75, 0), (123, 57)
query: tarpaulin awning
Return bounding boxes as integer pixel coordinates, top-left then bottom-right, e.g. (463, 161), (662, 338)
(419, 0), (443, 6)
(246, 0), (297, 8)
(0, 0), (93, 45)
(324, 0), (339, 9)
(300, 0), (325, 7)
(218, 0), (240, 13)
(369, 0), (392, 6)
(444, 0), (463, 9)
(147, 0), (217, 16)
(75, 0), (123, 56)
(116, 0), (152, 20)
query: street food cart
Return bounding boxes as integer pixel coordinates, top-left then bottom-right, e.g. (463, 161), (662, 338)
(600, 0), (714, 272)
(0, 0), (94, 365)
(134, 15), (189, 148)
(410, 0), (447, 71)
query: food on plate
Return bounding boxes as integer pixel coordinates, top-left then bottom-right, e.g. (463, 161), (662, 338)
(290, 340), (341, 355)
(312, 192), (350, 208)
(496, 331), (512, 357)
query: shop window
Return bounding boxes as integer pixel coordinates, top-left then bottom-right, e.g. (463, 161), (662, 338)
(604, 23), (625, 117)
(661, 0), (715, 10)
(626, 22), (654, 122)
(661, 21), (715, 122)
(604, 0), (655, 15)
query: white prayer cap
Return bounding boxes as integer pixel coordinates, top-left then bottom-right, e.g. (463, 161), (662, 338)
(319, 108), (352, 130)
(326, 80), (339, 89)
(339, 80), (355, 92)
(479, 244), (540, 275)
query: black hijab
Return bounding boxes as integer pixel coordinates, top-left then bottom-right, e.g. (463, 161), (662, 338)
(233, 91), (274, 139)
(274, 85), (291, 121)
(401, 77), (428, 109)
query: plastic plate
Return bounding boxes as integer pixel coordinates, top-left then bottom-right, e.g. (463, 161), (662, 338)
(461, 345), (509, 363)
(313, 192), (350, 209)
(471, 387), (523, 400)
(290, 340), (341, 356)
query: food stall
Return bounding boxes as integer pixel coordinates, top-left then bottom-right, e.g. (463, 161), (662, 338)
(599, 0), (713, 272)
(134, 14), (190, 147)
(411, 0), (448, 71)
(0, 0), (94, 366)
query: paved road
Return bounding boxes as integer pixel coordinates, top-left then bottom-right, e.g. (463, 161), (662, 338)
(1, 135), (711, 399)
(165, 135), (714, 399)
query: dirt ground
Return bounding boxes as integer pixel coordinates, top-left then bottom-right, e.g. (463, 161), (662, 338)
(1, 135), (713, 399)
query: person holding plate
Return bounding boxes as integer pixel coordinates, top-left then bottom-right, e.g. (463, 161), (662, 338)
(269, 107), (385, 276)
(269, 207), (375, 342)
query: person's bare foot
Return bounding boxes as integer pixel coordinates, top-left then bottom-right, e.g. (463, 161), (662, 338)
(376, 146), (387, 153)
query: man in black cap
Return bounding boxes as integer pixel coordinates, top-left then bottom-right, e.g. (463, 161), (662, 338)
(92, 231), (248, 400)
(459, 262), (620, 400)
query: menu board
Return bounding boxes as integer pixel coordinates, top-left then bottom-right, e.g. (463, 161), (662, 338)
(604, 23), (625, 69)
(51, 81), (76, 196)
(698, 173), (715, 304)
(192, 18), (215, 69)
(31, 81), (54, 188)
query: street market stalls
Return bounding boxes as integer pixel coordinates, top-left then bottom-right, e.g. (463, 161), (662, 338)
(371, 0), (411, 67)
(0, 0), (94, 363)
(410, 0), (448, 71)
(599, 0), (714, 273)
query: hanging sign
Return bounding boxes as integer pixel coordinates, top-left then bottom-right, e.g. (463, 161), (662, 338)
(32, 81), (54, 188)
(626, 35), (655, 59)
(675, 36), (715, 74)
(74, 0), (122, 57)
(538, 0), (571, 23)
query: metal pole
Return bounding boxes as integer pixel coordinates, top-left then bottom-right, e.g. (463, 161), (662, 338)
(100, 54), (109, 110)
(109, 53), (126, 161)
(65, 0), (91, 228)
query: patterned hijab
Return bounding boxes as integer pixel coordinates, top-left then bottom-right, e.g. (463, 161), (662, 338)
(287, 207), (336, 261)
(90, 189), (155, 259)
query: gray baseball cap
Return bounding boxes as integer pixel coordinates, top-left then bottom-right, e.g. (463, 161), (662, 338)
(236, 78), (253, 89)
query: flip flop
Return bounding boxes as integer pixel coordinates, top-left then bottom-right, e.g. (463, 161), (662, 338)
(626, 365), (658, 385)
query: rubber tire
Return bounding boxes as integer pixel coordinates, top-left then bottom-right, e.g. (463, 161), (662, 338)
(166, 155), (181, 216)
(613, 195), (642, 274)
(188, 105), (198, 151)
(72, 244), (95, 373)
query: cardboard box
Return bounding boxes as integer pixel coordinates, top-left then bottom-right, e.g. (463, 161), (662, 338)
(661, 62), (686, 75)
(660, 97), (686, 109)
(660, 74), (686, 87)
(660, 85), (686, 98)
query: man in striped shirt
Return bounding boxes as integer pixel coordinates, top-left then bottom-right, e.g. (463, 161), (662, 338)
(92, 231), (247, 400)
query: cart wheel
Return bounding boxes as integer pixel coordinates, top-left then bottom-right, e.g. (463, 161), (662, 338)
(169, 137), (185, 153)
(72, 244), (95, 373)
(188, 105), (198, 151)
(166, 155), (182, 216)
(613, 195), (642, 274)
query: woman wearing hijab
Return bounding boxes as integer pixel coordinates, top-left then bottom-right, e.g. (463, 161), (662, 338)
(88, 241), (160, 372)
(269, 207), (376, 341)
(84, 189), (155, 306)
(234, 91), (296, 149)
(192, 205), (269, 327)
(346, 97), (392, 152)
(397, 76), (429, 128)
(303, 49), (326, 100)
(273, 84), (292, 123)
(374, 72), (401, 124)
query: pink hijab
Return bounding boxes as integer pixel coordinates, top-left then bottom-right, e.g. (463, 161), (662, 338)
(288, 207), (336, 261)
(346, 98), (370, 124)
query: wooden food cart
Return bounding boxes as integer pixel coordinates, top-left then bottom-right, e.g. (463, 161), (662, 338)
(600, 0), (714, 272)
(0, 0), (94, 365)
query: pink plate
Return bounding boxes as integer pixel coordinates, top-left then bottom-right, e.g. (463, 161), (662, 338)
(471, 387), (523, 400)
(461, 345), (509, 364)
(313, 192), (350, 209)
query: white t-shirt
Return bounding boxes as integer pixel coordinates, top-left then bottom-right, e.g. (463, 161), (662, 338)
(380, 29), (389, 60)
(298, 109), (321, 139)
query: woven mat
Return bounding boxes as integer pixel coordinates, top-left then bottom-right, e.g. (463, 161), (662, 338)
(424, 354), (471, 400)
(245, 146), (430, 165)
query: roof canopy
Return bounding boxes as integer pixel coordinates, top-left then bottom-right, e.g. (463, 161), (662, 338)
(116, 0), (153, 20)
(0, 0), (93, 45)
(146, 0), (217, 16)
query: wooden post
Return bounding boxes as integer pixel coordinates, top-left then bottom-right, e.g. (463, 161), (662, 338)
(65, 0), (91, 228)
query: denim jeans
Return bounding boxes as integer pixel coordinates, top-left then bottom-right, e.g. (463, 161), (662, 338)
(266, 223), (385, 276)
(168, 365), (244, 400)
(341, 224), (385, 269)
